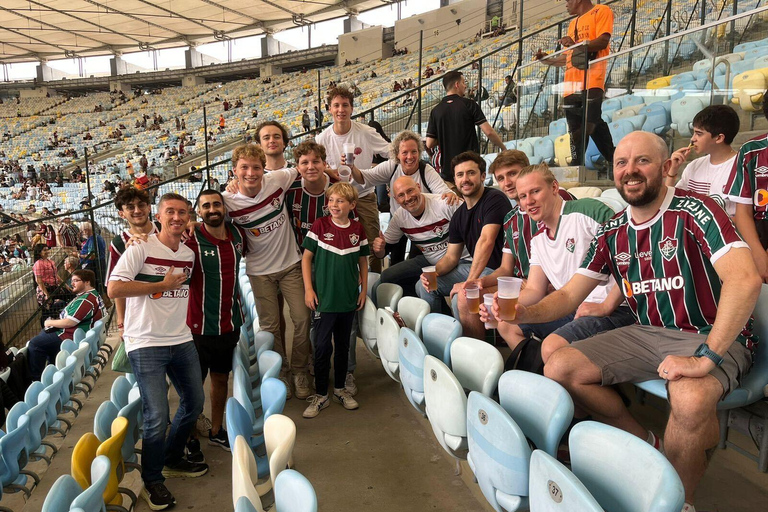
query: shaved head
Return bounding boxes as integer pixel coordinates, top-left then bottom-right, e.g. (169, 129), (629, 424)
(613, 130), (670, 208)
(392, 176), (420, 196)
(391, 176), (425, 216)
(615, 131), (669, 163)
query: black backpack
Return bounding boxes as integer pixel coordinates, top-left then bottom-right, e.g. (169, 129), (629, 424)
(504, 337), (544, 375)
(389, 160), (432, 193)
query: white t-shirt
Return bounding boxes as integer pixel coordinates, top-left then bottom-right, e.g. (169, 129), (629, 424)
(315, 122), (389, 198)
(109, 235), (195, 352)
(676, 154), (736, 216)
(356, 160), (453, 214)
(223, 168), (301, 276)
(383, 194), (468, 264)
(529, 198), (615, 304)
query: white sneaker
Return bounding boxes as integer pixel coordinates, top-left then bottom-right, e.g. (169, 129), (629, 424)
(333, 388), (359, 410)
(345, 372), (358, 396)
(302, 394), (330, 418)
(294, 372), (312, 400)
(195, 413), (212, 437)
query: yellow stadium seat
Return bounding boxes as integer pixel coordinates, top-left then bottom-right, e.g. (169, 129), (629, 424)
(96, 416), (129, 507)
(554, 134), (572, 167)
(731, 67), (768, 112)
(71, 432), (101, 490)
(646, 76), (673, 89)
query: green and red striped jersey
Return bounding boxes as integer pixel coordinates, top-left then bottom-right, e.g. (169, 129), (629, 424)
(578, 187), (756, 351)
(185, 223), (247, 336)
(284, 177), (358, 247)
(725, 132), (768, 220)
(56, 290), (103, 341)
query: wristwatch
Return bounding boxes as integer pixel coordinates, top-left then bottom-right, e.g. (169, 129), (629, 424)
(694, 343), (724, 366)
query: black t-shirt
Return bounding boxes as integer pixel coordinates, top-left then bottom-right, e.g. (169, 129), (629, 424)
(448, 187), (511, 270)
(426, 94), (487, 181)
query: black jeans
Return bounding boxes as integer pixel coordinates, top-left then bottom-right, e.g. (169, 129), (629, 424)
(563, 88), (615, 165)
(314, 311), (355, 396)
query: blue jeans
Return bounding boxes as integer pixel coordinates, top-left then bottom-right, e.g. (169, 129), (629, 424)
(416, 260), (492, 314)
(28, 330), (63, 380)
(128, 341), (204, 485)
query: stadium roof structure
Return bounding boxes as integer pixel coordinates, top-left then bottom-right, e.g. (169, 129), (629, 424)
(0, 0), (390, 63)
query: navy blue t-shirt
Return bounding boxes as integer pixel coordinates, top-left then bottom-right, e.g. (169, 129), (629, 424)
(448, 187), (511, 270)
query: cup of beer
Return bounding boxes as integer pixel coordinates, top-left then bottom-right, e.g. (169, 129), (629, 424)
(497, 277), (523, 321)
(422, 266), (438, 292)
(483, 293), (498, 329)
(343, 143), (356, 166)
(338, 165), (352, 182)
(465, 284), (480, 314)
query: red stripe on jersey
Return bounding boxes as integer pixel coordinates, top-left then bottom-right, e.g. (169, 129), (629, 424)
(401, 218), (450, 236)
(145, 256), (194, 268)
(228, 189), (284, 217)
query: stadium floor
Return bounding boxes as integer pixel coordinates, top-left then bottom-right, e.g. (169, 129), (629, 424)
(17, 317), (768, 512)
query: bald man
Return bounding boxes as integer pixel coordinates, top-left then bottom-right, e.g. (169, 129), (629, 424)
(508, 131), (760, 511)
(371, 176), (466, 297)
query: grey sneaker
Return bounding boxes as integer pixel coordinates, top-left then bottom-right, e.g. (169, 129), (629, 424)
(345, 372), (358, 396)
(279, 369), (293, 400)
(333, 388), (359, 410)
(195, 413), (212, 437)
(302, 394), (330, 419)
(294, 372), (312, 400)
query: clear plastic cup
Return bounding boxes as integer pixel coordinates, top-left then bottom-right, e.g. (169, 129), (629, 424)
(338, 165), (352, 182)
(465, 284), (480, 314)
(343, 143), (355, 166)
(497, 277), (523, 321)
(422, 266), (437, 292)
(483, 293), (498, 329)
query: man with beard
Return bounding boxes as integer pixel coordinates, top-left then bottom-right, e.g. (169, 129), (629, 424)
(184, 189), (246, 455)
(510, 131), (760, 512)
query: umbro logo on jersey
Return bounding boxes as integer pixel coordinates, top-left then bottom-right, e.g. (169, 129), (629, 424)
(755, 166), (768, 177)
(659, 237), (678, 261)
(349, 233), (360, 245)
(512, 232), (519, 240)
(565, 238), (575, 253)
(203, 250), (215, 257)
(323, 233), (334, 241)
(154, 266), (167, 274)
(292, 204), (302, 211)
(615, 252), (631, 265)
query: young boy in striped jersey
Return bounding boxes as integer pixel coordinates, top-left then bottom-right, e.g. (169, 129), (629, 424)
(301, 182), (369, 418)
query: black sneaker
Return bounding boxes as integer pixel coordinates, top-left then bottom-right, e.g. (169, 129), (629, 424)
(141, 482), (176, 510)
(208, 428), (231, 451)
(185, 437), (205, 463)
(162, 459), (209, 479)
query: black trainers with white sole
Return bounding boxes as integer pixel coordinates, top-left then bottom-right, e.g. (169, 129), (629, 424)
(142, 482), (177, 510)
(208, 428), (231, 451)
(162, 459), (209, 478)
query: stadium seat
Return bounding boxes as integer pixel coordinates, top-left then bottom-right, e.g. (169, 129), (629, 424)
(566, 187), (603, 199)
(274, 470), (318, 512)
(593, 196), (627, 213)
(533, 136), (557, 165)
(376, 283), (403, 311)
(608, 119), (637, 145)
(498, 371), (574, 457)
(570, 422), (685, 512)
(639, 102), (672, 135)
(232, 436), (266, 512)
(117, 396), (143, 472)
(95, 417), (132, 510)
(421, 313), (462, 366)
(671, 96), (711, 136)
(235, 496), (262, 512)
(7, 394), (54, 464)
(376, 308), (402, 383)
(549, 119), (568, 137)
(396, 297), (430, 337)
(72, 456), (111, 512)
(358, 299), (380, 359)
(398, 327), (430, 415)
(528, 450), (602, 512)
(110, 376), (132, 410)
(0, 414), (37, 497)
(732, 68), (768, 112)
(553, 134), (573, 167)
(262, 414), (296, 494)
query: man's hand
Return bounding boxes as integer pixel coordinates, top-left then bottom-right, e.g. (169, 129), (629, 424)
(357, 290), (367, 311)
(126, 233), (149, 247)
(226, 178), (241, 194)
(420, 273), (431, 293)
(657, 355), (715, 381)
(533, 48), (548, 61)
(479, 302), (491, 323)
(491, 292), (531, 324)
(449, 282), (465, 300)
(574, 301), (605, 319)
(668, 146), (691, 178)
(441, 192), (462, 206)
(372, 233), (386, 257)
(305, 290), (318, 311)
(162, 266), (187, 291)
(558, 36), (576, 47)
(325, 165), (340, 181)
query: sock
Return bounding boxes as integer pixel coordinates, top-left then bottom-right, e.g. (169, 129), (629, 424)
(333, 387), (344, 395)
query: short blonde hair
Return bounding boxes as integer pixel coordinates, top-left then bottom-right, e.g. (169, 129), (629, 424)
(232, 143), (266, 168)
(327, 182), (358, 203)
(390, 130), (424, 162)
(516, 163), (557, 186)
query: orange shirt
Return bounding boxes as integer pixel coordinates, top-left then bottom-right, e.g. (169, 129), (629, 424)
(564, 4), (613, 94)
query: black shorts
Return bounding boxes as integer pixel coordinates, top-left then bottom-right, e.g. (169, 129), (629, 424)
(192, 331), (239, 376)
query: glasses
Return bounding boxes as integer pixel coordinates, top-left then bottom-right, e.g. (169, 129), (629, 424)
(71, 278), (82, 283)
(122, 203), (148, 212)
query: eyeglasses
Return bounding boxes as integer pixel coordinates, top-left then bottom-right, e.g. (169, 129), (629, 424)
(71, 278), (82, 283)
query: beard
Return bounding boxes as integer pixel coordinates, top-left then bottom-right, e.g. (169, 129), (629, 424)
(203, 213), (224, 227)
(618, 171), (664, 207)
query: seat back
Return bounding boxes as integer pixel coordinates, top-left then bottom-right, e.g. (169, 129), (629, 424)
(252, 330), (275, 359)
(450, 337), (504, 396)
(274, 469), (318, 512)
(423, 355), (468, 451)
(235, 496), (262, 512)
(95, 416), (129, 506)
(264, 414), (296, 489)
(570, 421), (685, 512)
(376, 283), (403, 311)
(93, 400), (119, 442)
(41, 474), (83, 512)
(528, 450), (603, 512)
(498, 371), (574, 457)
(671, 96), (710, 136)
(260, 377), (288, 423)
(57, 361), (77, 407)
(396, 297), (430, 337)
(233, 365), (258, 426)
(398, 327), (429, 414)
(367, 272), (381, 300)
(358, 299), (380, 358)
(549, 118), (568, 137)
(553, 134), (573, 167)
(420, 313), (462, 367)
(110, 375), (132, 409)
(226, 397), (255, 450)
(727, 283), (768, 405)
(71, 455), (110, 512)
(25, 380), (45, 405)
(26, 394), (50, 457)
(118, 397), (142, 465)
(42, 371), (65, 429)
(257, 350), (282, 382)
(376, 308), (402, 382)
(232, 435), (265, 511)
(467, 392), (531, 510)
(71, 432), (100, 489)
(567, 186), (603, 199)
(592, 196), (626, 213)
(0, 415), (30, 486)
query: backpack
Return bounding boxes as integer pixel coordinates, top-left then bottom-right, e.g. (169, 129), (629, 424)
(389, 161), (432, 193)
(504, 337), (544, 375)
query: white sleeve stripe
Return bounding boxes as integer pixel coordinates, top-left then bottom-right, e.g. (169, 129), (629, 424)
(726, 194), (752, 204)
(576, 268), (610, 281)
(710, 241), (749, 266)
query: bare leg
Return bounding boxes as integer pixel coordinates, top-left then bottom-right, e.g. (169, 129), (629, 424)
(541, 333), (569, 363)
(545, 347), (647, 439)
(496, 322), (526, 350)
(456, 291), (487, 340)
(209, 372), (229, 435)
(665, 376), (722, 503)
